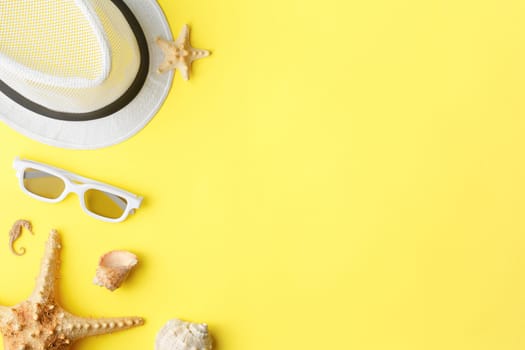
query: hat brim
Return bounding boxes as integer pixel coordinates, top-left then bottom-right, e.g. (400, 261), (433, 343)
(0, 0), (174, 149)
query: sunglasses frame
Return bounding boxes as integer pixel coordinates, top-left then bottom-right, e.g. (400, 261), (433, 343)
(13, 157), (143, 223)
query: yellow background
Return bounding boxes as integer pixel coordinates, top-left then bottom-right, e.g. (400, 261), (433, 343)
(1, 0), (525, 349)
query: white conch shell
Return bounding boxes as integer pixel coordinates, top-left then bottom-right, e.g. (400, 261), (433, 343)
(93, 250), (138, 291)
(155, 319), (212, 350)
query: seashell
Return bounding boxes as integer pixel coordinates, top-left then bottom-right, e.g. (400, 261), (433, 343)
(93, 250), (138, 291)
(155, 319), (212, 350)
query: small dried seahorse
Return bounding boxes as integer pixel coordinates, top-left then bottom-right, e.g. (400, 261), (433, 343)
(9, 219), (33, 256)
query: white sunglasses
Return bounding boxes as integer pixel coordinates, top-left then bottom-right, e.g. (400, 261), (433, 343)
(13, 158), (143, 223)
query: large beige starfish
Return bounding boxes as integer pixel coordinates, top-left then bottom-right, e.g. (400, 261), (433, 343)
(0, 230), (144, 350)
(156, 24), (210, 80)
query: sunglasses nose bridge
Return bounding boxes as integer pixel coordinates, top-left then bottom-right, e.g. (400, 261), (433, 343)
(71, 183), (88, 200)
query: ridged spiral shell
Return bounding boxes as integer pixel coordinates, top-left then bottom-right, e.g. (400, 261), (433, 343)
(93, 250), (138, 291)
(155, 319), (212, 350)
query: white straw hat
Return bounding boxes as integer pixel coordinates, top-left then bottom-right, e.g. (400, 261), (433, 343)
(0, 0), (174, 149)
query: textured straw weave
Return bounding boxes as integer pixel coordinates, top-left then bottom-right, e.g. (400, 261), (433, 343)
(0, 0), (110, 88)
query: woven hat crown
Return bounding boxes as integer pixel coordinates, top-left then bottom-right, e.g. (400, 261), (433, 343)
(0, 0), (140, 113)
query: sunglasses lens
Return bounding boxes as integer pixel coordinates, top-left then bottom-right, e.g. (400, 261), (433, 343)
(84, 189), (128, 219)
(23, 168), (66, 199)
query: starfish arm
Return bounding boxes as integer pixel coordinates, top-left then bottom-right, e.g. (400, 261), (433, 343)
(158, 60), (175, 74)
(175, 24), (190, 46)
(0, 305), (11, 326)
(62, 313), (144, 340)
(190, 48), (211, 61)
(179, 65), (190, 81)
(30, 229), (61, 303)
(156, 37), (173, 53)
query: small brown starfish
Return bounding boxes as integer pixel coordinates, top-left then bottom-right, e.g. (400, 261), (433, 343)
(0, 230), (144, 350)
(156, 24), (210, 80)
